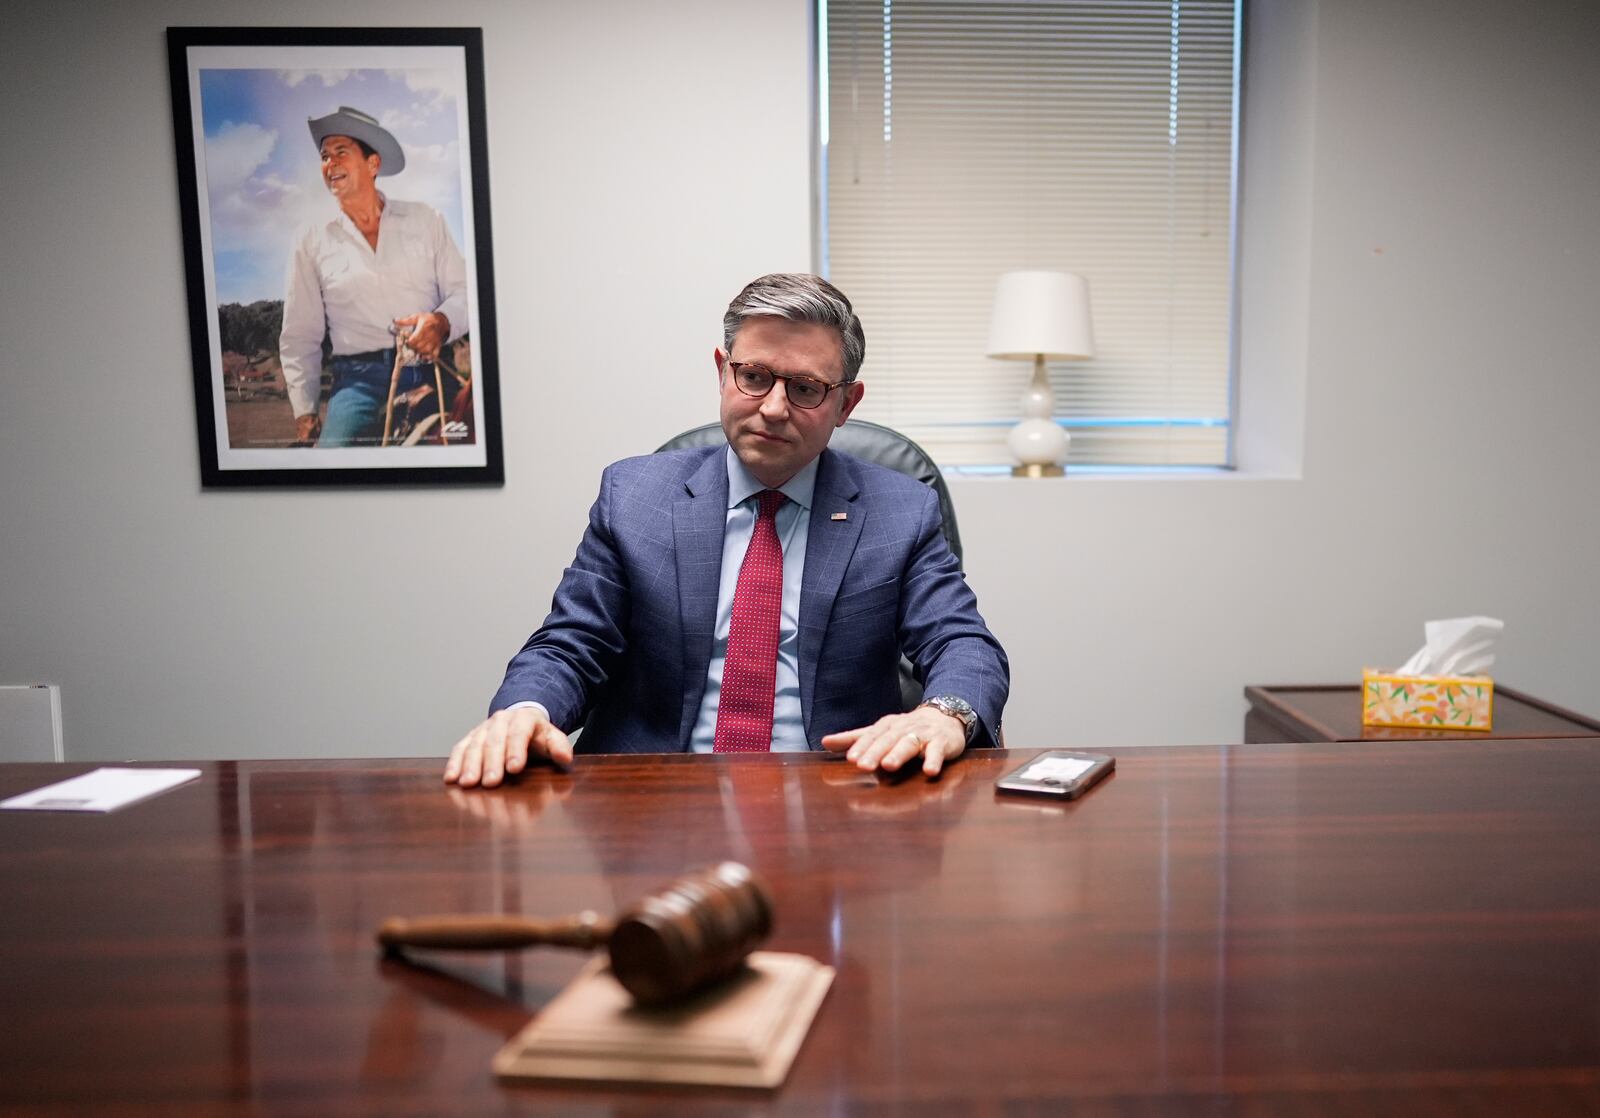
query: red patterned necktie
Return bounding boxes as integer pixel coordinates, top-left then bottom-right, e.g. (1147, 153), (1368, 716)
(713, 489), (786, 753)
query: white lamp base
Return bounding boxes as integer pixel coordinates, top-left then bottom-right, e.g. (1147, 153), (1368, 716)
(1007, 355), (1069, 476)
(1011, 461), (1065, 478)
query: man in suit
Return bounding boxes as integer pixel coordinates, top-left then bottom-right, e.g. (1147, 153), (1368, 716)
(445, 274), (1008, 787)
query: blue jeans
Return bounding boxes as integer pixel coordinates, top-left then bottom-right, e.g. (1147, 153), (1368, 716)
(318, 351), (438, 448)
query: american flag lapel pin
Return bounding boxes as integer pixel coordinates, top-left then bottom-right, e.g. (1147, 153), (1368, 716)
(831, 512), (848, 521)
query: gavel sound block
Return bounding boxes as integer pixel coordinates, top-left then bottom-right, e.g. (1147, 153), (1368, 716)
(377, 861), (773, 1006)
(378, 862), (835, 1089)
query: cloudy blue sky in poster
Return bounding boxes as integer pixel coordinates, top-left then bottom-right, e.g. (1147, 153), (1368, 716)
(199, 66), (467, 305)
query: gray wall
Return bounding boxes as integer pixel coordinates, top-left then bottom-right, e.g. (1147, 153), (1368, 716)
(967, 0), (1600, 745)
(1, 0), (1595, 762)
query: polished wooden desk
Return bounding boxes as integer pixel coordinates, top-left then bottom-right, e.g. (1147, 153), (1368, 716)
(3, 742), (1600, 1114)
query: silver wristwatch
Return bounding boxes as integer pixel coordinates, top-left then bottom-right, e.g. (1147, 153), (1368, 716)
(919, 695), (978, 743)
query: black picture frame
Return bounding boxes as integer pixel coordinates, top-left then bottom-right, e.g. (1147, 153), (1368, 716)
(167, 27), (503, 487)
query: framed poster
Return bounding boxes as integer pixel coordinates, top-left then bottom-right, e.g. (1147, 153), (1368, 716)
(167, 27), (503, 486)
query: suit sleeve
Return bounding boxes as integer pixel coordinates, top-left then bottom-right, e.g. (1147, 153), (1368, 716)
(895, 487), (1010, 746)
(489, 467), (632, 730)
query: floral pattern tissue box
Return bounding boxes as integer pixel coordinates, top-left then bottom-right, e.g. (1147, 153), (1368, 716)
(1361, 669), (1494, 731)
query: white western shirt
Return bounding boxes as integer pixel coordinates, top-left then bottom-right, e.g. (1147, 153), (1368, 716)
(278, 195), (469, 418)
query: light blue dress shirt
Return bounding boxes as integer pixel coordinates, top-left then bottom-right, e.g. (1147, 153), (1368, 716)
(689, 449), (817, 753)
(512, 449), (817, 750)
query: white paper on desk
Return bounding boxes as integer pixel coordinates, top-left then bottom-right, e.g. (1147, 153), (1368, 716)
(0, 767), (201, 813)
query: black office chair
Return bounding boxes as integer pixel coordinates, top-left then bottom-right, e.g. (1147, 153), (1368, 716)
(654, 418), (962, 566)
(655, 418), (961, 710)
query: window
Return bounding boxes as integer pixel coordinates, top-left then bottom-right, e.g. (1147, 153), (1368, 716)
(820, 0), (1239, 467)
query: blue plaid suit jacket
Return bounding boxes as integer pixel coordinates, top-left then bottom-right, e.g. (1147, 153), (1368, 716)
(490, 445), (1008, 753)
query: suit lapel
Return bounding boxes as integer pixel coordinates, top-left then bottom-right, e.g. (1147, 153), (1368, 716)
(798, 449), (864, 741)
(673, 449), (730, 746)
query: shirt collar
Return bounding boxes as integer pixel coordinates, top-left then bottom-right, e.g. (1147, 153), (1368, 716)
(724, 446), (818, 513)
(334, 190), (389, 240)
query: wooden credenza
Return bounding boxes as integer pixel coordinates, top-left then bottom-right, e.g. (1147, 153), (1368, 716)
(1244, 682), (1600, 743)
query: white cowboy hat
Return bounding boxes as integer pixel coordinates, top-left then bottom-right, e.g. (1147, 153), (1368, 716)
(307, 106), (405, 177)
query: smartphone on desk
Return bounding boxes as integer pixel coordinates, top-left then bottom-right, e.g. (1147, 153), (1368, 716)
(995, 751), (1114, 800)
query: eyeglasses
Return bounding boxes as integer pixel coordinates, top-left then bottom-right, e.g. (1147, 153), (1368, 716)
(723, 360), (854, 411)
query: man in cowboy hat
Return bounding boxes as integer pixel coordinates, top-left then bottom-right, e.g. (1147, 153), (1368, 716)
(278, 106), (469, 447)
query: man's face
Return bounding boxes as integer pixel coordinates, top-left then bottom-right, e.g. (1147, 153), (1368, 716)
(320, 135), (380, 200)
(717, 316), (864, 489)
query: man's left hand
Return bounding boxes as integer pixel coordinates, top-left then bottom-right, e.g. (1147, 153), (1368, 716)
(821, 707), (967, 776)
(394, 311), (450, 361)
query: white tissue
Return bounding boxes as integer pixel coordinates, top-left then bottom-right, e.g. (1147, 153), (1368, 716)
(1394, 616), (1503, 678)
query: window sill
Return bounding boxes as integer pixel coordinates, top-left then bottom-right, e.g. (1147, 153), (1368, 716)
(941, 464), (1302, 481)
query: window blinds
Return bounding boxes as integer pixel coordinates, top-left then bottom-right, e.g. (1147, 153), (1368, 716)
(823, 0), (1238, 466)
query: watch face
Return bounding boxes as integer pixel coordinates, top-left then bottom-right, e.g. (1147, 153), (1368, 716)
(924, 697), (976, 737)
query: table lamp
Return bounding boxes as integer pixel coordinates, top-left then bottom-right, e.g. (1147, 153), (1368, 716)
(986, 270), (1095, 477)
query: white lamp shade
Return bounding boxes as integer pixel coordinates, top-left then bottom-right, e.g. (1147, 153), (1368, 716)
(986, 270), (1095, 360)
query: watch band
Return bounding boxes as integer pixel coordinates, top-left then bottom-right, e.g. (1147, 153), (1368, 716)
(919, 695), (977, 744)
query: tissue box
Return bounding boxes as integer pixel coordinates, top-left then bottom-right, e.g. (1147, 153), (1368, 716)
(1361, 669), (1494, 731)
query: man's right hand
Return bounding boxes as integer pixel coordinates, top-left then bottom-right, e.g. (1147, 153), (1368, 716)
(293, 414), (322, 446)
(444, 707), (574, 788)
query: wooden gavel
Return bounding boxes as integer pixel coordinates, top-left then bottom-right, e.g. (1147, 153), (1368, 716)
(376, 862), (773, 1006)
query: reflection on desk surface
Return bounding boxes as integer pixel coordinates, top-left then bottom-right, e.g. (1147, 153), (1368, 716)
(2, 741), (1599, 1113)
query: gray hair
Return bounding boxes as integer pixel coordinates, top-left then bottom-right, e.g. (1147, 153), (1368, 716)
(722, 273), (866, 381)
